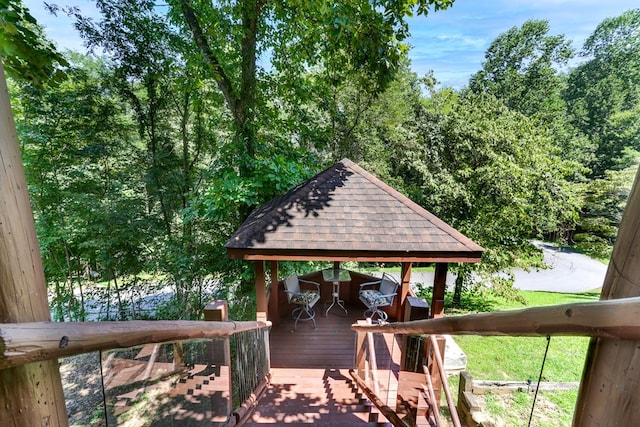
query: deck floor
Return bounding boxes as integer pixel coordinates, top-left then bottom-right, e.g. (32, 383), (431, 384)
(270, 302), (401, 371)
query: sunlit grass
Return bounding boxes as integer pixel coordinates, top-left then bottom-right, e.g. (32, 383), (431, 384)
(449, 289), (599, 425)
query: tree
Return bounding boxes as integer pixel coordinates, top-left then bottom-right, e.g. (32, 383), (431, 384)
(0, 1), (68, 424)
(168, 0), (455, 220)
(467, 19), (593, 170)
(564, 9), (640, 178)
(400, 90), (581, 305)
(15, 53), (149, 320)
(469, 19), (573, 121)
(0, 0), (67, 85)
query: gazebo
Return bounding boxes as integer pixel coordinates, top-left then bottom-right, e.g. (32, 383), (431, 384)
(225, 158), (483, 323)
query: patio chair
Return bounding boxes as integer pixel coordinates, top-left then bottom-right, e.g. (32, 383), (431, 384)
(283, 274), (321, 331)
(359, 273), (399, 322)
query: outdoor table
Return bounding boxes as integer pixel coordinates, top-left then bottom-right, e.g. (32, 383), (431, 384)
(323, 268), (350, 316)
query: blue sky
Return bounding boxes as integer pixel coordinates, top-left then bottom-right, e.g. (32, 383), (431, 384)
(24, 0), (638, 88)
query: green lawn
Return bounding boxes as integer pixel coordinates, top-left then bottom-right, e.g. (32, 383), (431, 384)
(449, 289), (600, 426)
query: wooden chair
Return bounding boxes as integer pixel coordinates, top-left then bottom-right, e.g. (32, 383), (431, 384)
(283, 274), (321, 330)
(359, 273), (399, 322)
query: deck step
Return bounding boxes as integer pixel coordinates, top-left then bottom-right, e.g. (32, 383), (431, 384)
(247, 368), (389, 425)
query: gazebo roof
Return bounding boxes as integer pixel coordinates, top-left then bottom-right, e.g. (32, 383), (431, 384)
(225, 159), (483, 262)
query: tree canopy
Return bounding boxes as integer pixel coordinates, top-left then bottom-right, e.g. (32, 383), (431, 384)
(3, 3), (639, 316)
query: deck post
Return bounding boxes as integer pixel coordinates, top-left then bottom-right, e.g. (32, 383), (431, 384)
(574, 165), (640, 426)
(0, 58), (68, 426)
(431, 263), (448, 318)
(255, 261), (267, 322)
(425, 335), (446, 408)
(398, 262), (412, 321)
(355, 320), (368, 380)
(268, 261), (279, 325)
(204, 301), (233, 420)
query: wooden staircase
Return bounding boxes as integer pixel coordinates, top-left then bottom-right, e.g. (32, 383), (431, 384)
(243, 368), (393, 426)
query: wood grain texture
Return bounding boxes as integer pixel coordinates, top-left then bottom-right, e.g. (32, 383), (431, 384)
(574, 165), (640, 426)
(0, 319), (271, 369)
(351, 296), (640, 339)
(0, 58), (68, 426)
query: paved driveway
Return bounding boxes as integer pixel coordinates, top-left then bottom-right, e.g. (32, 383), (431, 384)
(390, 241), (607, 294)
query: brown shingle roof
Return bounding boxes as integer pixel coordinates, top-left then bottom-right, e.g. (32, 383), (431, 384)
(225, 159), (483, 262)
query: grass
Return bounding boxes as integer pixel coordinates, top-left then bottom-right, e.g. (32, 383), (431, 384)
(447, 289), (600, 426)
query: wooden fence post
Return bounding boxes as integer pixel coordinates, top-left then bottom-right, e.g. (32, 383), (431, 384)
(204, 300), (233, 421)
(0, 57), (68, 426)
(574, 164), (640, 426)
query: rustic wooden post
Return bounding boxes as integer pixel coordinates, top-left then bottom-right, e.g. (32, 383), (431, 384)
(255, 261), (267, 321)
(0, 58), (68, 426)
(574, 165), (640, 426)
(397, 262), (412, 321)
(354, 320), (368, 380)
(431, 263), (448, 318)
(425, 335), (446, 408)
(268, 261), (279, 325)
(204, 300), (233, 420)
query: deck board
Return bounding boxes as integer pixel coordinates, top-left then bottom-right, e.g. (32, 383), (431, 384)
(270, 303), (371, 369)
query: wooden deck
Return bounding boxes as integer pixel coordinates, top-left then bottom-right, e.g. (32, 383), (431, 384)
(270, 302), (401, 371)
(246, 303), (406, 425)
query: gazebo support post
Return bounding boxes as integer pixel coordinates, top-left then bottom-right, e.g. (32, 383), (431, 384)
(268, 261), (279, 325)
(431, 263), (448, 319)
(398, 262), (412, 321)
(255, 261), (267, 321)
(0, 58), (68, 426)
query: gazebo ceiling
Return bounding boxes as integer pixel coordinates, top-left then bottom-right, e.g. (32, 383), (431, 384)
(225, 159), (483, 262)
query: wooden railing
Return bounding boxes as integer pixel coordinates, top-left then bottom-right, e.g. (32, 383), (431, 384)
(0, 319), (270, 369)
(352, 319), (462, 427)
(0, 319), (271, 426)
(351, 296), (640, 426)
(351, 296), (640, 339)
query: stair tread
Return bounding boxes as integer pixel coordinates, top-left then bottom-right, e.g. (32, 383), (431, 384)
(248, 368), (383, 425)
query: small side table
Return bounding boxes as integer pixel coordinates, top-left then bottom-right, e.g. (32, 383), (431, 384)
(323, 269), (350, 316)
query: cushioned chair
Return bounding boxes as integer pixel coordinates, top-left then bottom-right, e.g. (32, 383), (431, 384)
(359, 273), (399, 322)
(284, 274), (321, 331)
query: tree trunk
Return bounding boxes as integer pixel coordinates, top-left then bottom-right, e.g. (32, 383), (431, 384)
(0, 57), (68, 426)
(574, 164), (640, 426)
(452, 272), (464, 308)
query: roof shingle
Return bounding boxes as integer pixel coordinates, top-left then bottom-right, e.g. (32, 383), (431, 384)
(225, 159), (483, 262)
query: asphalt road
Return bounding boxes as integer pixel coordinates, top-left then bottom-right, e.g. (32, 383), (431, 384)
(392, 241), (607, 294)
(511, 241), (607, 293)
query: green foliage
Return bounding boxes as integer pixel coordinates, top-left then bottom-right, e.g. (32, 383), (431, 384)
(399, 90), (581, 301)
(574, 165), (637, 260)
(0, 0), (67, 84)
(469, 19), (573, 121)
(564, 9), (640, 178)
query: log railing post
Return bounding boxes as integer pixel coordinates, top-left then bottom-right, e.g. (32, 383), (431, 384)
(425, 335), (445, 408)
(355, 320), (368, 380)
(204, 300), (233, 420)
(255, 261), (267, 322)
(574, 164), (640, 426)
(0, 57), (68, 426)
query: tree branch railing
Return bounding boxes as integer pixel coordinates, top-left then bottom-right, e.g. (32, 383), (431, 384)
(350, 296), (640, 426)
(352, 318), (410, 427)
(0, 319), (270, 370)
(351, 296), (640, 339)
(425, 335), (461, 427)
(0, 319), (272, 426)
